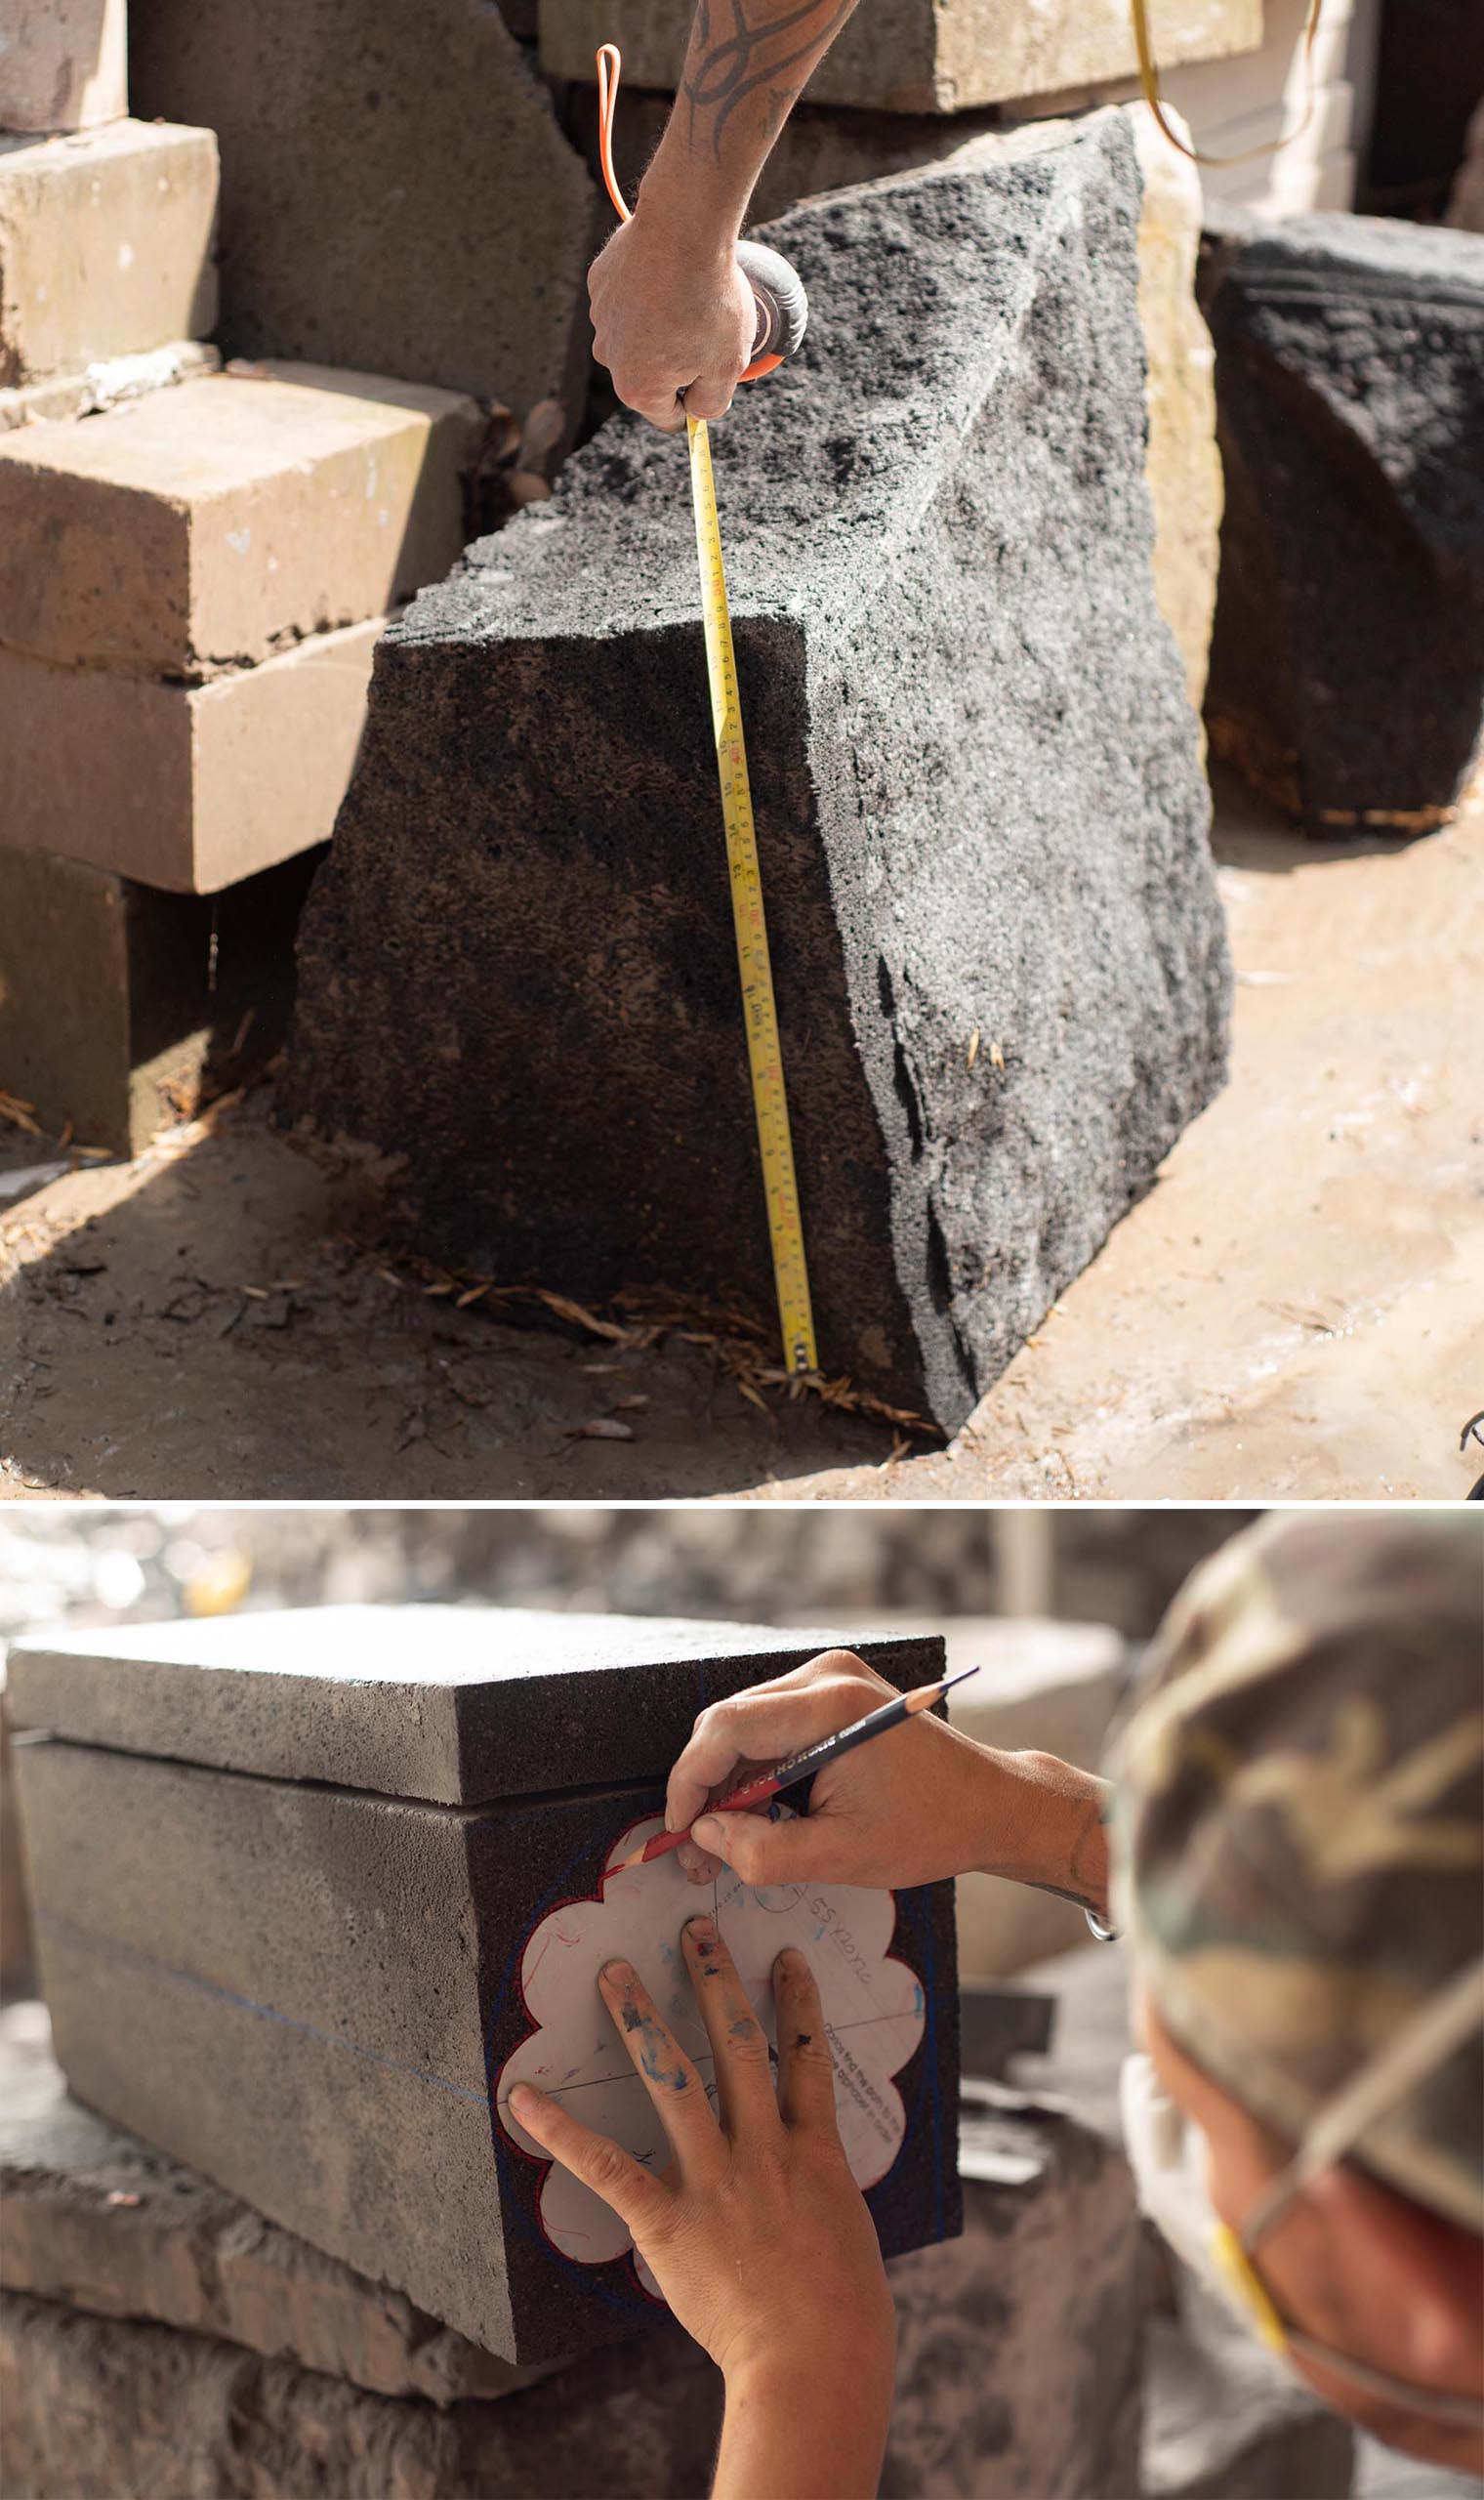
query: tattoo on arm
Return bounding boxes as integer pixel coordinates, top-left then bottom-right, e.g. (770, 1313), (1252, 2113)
(1030, 1794), (1110, 1920)
(680, 0), (859, 162)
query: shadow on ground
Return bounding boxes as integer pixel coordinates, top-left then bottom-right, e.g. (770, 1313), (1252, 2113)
(0, 1095), (899, 1499)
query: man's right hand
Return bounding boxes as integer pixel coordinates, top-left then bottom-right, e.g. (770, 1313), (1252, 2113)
(666, 1648), (1113, 1921)
(589, 188), (758, 433)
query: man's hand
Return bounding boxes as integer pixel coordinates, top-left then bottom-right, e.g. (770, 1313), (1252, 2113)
(509, 1918), (895, 2496)
(666, 1648), (1113, 1920)
(589, 187), (757, 433)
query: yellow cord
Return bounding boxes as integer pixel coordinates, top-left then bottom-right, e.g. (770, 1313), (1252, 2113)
(1131, 0), (1325, 167)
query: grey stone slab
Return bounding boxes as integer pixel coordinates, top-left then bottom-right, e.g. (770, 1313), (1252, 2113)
(277, 112), (1230, 1432)
(1202, 211), (1484, 832)
(0, 845), (319, 1157)
(0, 2029), (528, 2406)
(885, 2097), (1145, 2498)
(127, 0), (597, 426)
(0, 2099), (1139, 2500)
(14, 1729), (960, 2365)
(6, 1608), (942, 1802)
(0, 2289), (725, 2500)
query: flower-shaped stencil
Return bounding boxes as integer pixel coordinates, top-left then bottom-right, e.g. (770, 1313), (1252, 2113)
(496, 1812), (926, 2299)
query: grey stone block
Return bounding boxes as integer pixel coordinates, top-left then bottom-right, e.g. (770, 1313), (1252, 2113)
(7, 1607), (942, 1800)
(886, 2096), (1144, 2498)
(126, 0), (598, 426)
(0, 2290), (725, 2500)
(278, 113), (1230, 1432)
(0, 2098), (1141, 2500)
(11, 1612), (960, 2366)
(0, 845), (320, 1155)
(0, 2033), (528, 2406)
(1202, 211), (1484, 832)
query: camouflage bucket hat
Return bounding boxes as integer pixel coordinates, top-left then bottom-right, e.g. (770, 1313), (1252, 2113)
(1110, 1511), (1484, 2234)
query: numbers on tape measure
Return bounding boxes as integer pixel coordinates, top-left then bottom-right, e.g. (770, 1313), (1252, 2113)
(687, 417), (817, 1378)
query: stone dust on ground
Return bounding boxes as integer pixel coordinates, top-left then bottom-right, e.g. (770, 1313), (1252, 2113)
(2, 770), (1479, 1503)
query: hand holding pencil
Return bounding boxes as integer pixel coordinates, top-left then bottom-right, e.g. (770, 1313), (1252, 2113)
(661, 1646), (1114, 1922)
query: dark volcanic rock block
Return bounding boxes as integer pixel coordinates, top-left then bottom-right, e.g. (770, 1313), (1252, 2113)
(279, 114), (1230, 1431)
(1202, 211), (1484, 833)
(10, 1611), (960, 2367)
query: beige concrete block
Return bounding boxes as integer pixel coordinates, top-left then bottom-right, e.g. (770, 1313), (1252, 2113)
(0, 0), (127, 132)
(0, 118), (217, 387)
(0, 365), (482, 675)
(0, 616), (387, 893)
(540, 0), (1261, 113)
(1133, 104), (1223, 717)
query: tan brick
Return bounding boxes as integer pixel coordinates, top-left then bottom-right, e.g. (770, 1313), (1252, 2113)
(539, 0), (1261, 114)
(0, 617), (388, 893)
(0, 119), (217, 387)
(0, 0), (128, 132)
(0, 365), (482, 675)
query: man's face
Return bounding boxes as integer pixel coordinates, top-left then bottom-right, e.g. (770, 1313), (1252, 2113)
(1138, 1991), (1484, 2478)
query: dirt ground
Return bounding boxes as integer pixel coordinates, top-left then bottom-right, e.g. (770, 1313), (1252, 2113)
(3, 768), (1480, 1504)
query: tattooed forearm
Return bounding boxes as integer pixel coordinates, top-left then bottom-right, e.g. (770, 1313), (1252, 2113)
(679, 0), (861, 165)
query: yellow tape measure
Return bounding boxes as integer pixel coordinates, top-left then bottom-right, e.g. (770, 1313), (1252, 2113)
(686, 415), (817, 1377)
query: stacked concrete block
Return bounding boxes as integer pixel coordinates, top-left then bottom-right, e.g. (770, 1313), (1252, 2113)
(1201, 211), (1484, 832)
(9, 1609), (962, 2366)
(539, 0), (1260, 114)
(0, 115), (219, 425)
(2, 2019), (1142, 2499)
(128, 0), (598, 424)
(0, 363), (482, 1145)
(280, 117), (1230, 1432)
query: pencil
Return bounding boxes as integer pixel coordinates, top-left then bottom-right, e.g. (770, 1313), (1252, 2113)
(618, 1661), (980, 1870)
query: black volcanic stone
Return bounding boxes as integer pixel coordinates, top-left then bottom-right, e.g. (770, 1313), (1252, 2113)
(278, 113), (1229, 1430)
(1202, 208), (1484, 833)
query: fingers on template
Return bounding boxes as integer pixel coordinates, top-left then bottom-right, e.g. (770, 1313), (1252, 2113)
(496, 1814), (925, 2294)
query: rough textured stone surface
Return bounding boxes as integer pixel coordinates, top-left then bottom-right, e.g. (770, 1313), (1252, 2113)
(574, 94), (1221, 709)
(128, 0), (597, 424)
(0, 2101), (1137, 2500)
(7, 1608), (941, 1801)
(12, 1616), (959, 2363)
(539, 0), (1260, 114)
(0, 0), (128, 131)
(1202, 211), (1484, 832)
(0, 367), (483, 676)
(0, 120), (217, 387)
(0, 2042), (532, 2405)
(280, 117), (1230, 1432)
(885, 2096), (1143, 2497)
(0, 846), (320, 1155)
(0, 2291), (724, 2499)
(0, 612), (387, 892)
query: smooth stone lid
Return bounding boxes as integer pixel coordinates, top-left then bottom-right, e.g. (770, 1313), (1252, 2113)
(6, 1607), (944, 1806)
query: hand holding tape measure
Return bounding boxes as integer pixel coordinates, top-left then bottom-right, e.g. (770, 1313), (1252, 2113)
(596, 44), (818, 1379)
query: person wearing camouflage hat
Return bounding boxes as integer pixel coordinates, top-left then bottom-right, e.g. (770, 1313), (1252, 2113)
(509, 1512), (1482, 2498)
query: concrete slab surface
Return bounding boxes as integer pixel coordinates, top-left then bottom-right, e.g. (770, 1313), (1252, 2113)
(1, 771), (1477, 1500)
(7, 1608), (940, 1800)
